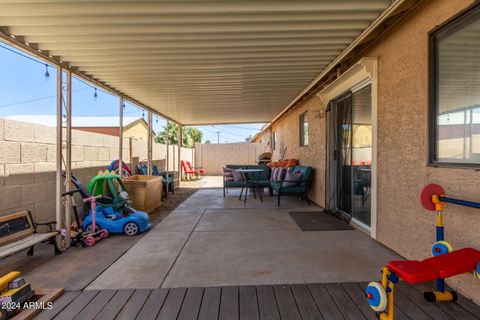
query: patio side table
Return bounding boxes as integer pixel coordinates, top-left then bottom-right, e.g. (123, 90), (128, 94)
(236, 168), (264, 204)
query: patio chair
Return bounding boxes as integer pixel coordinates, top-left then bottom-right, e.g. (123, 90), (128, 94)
(152, 165), (175, 198)
(187, 161), (205, 176)
(181, 160), (197, 180)
(271, 165), (313, 206)
(136, 164), (174, 199)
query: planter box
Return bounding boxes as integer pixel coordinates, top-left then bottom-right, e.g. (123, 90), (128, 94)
(123, 175), (163, 213)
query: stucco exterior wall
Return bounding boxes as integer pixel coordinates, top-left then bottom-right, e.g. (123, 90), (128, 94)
(364, 0), (479, 302)
(269, 95), (327, 207)
(257, 0), (479, 303)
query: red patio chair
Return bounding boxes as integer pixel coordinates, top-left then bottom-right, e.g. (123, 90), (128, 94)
(187, 161), (205, 175)
(181, 160), (197, 180)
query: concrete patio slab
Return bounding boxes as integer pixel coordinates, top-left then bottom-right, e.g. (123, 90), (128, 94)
(162, 229), (400, 288)
(176, 188), (313, 210)
(0, 234), (141, 291)
(151, 210), (204, 233)
(86, 232), (190, 290)
(196, 209), (299, 231)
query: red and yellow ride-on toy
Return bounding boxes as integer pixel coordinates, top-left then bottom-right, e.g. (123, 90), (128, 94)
(365, 184), (480, 320)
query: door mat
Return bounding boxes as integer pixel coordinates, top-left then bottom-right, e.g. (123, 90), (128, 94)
(288, 211), (354, 231)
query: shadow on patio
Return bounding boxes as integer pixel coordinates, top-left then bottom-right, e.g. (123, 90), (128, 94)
(4, 180), (480, 319)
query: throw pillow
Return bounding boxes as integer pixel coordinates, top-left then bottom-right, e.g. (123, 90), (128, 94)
(278, 167), (288, 181)
(223, 167), (234, 181)
(270, 167), (278, 181)
(282, 170), (302, 187)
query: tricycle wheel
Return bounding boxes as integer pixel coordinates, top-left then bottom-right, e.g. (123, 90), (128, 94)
(100, 229), (109, 239)
(123, 222), (139, 236)
(431, 241), (452, 256)
(365, 282), (387, 312)
(84, 236), (96, 247)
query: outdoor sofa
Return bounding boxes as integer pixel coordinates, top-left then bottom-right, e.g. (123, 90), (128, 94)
(223, 164), (272, 197)
(223, 164), (313, 206)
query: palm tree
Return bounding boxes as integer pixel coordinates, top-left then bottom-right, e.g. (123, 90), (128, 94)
(155, 124), (203, 148)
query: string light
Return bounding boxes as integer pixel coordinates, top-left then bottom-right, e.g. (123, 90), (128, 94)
(93, 87), (98, 100)
(44, 64), (50, 80)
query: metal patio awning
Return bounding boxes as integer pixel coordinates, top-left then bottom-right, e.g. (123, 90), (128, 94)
(0, 0), (393, 125)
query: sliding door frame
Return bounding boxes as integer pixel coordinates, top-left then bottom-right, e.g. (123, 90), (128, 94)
(318, 57), (378, 238)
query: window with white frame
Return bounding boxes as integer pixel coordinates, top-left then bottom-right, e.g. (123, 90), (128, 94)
(299, 111), (308, 146)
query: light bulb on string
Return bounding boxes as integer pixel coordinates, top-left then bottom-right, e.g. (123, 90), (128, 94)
(44, 64), (50, 81)
(93, 87), (98, 100)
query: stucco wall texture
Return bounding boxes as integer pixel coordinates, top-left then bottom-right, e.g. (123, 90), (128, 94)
(265, 0), (480, 303)
(270, 95), (327, 207)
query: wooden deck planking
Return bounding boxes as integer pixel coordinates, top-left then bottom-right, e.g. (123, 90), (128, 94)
(197, 287), (221, 320)
(308, 283), (345, 320)
(290, 284), (323, 320)
(157, 287), (187, 320)
(273, 285), (302, 320)
(34, 282), (479, 320)
(219, 286), (239, 320)
(135, 289), (168, 320)
(325, 283), (366, 320)
(53, 290), (98, 320)
(177, 287), (204, 320)
(116, 289), (152, 320)
(34, 291), (80, 320)
(94, 289), (134, 320)
(256, 285), (281, 320)
(72, 289), (116, 320)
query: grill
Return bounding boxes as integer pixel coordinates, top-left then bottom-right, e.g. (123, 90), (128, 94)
(257, 152), (272, 165)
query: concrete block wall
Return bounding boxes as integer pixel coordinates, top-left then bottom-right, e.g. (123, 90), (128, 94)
(194, 142), (269, 175)
(0, 119), (193, 222)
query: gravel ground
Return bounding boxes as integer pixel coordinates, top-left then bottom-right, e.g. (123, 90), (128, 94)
(149, 179), (207, 224)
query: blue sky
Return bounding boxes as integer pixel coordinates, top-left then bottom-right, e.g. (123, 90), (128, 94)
(0, 41), (263, 143)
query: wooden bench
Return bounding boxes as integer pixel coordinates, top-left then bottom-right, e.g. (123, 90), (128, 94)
(0, 211), (60, 259)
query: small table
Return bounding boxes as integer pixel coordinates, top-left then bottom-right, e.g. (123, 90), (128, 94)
(236, 168), (264, 203)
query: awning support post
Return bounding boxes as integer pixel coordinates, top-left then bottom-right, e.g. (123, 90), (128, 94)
(178, 124), (182, 184)
(147, 110), (153, 175)
(166, 120), (169, 171)
(55, 67), (63, 248)
(64, 70), (72, 248)
(119, 96), (124, 178)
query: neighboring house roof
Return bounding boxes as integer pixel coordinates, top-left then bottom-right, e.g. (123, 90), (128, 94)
(4, 115), (142, 128)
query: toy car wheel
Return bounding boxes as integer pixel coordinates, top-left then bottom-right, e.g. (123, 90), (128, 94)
(365, 282), (387, 312)
(85, 224), (100, 234)
(100, 229), (109, 239)
(123, 222), (139, 236)
(431, 241), (452, 257)
(84, 236), (96, 247)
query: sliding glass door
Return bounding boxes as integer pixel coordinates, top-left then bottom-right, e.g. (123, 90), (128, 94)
(326, 84), (372, 227)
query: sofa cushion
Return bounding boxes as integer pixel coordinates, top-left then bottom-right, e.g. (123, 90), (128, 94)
(292, 165), (313, 187)
(224, 181), (245, 188)
(282, 170), (302, 187)
(223, 167), (234, 181)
